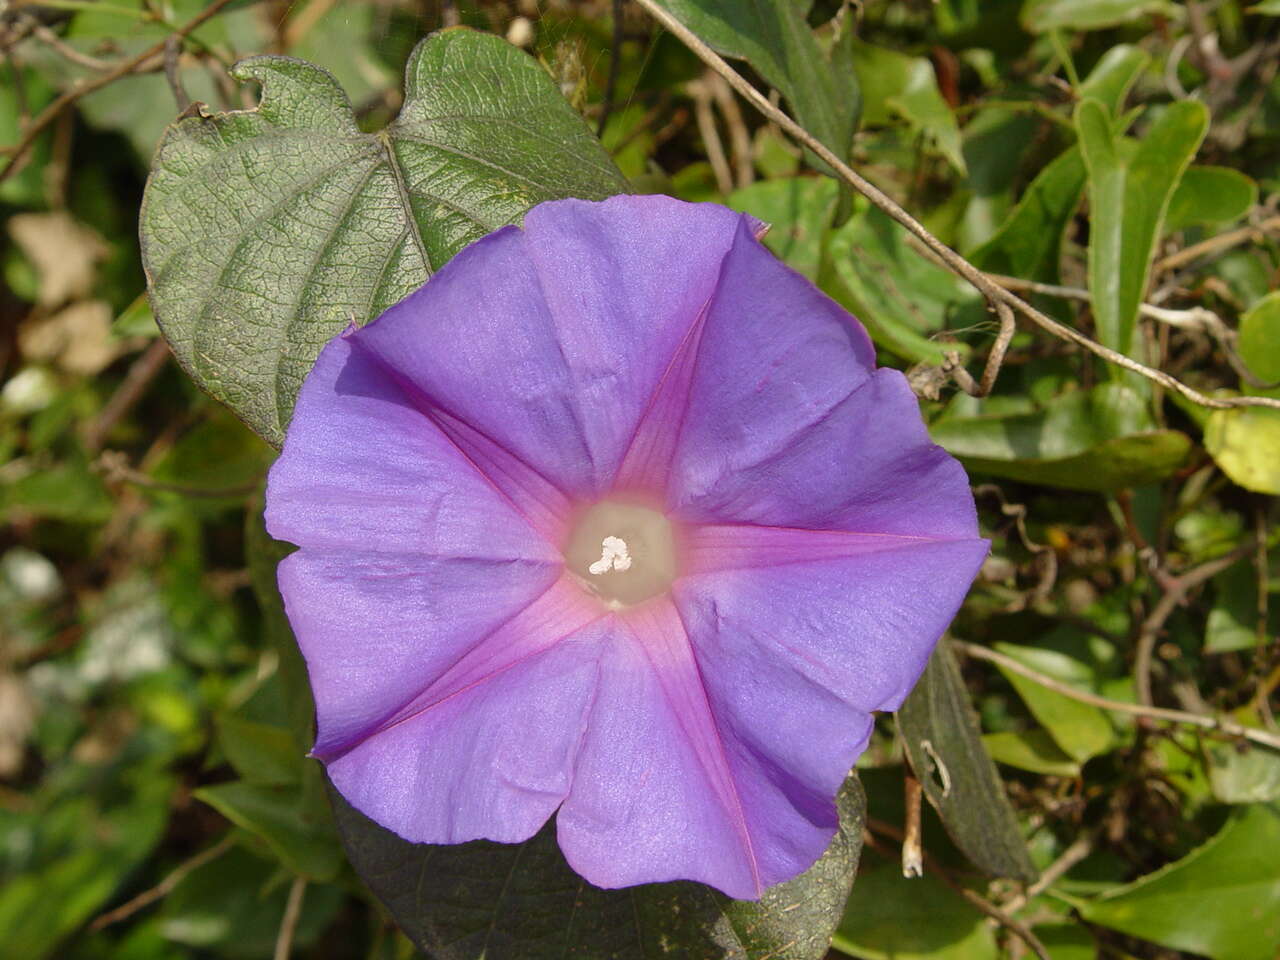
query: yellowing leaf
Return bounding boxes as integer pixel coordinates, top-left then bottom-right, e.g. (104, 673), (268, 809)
(1205, 406), (1280, 494)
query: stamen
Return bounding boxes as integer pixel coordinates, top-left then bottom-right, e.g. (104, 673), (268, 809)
(565, 500), (676, 606)
(589, 535), (632, 575)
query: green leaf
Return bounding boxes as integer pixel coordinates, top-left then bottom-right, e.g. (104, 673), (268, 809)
(653, 0), (861, 174)
(1165, 166), (1258, 233)
(1206, 559), (1272, 653)
(957, 106), (1040, 251)
(215, 714), (303, 786)
(897, 642), (1038, 882)
(141, 30), (627, 447)
(1238, 291), (1280, 384)
(1212, 249), (1274, 311)
(195, 772), (343, 882)
(1205, 742), (1280, 804)
(111, 294), (160, 340)
(1034, 924), (1099, 960)
(970, 146), (1085, 283)
(852, 40), (965, 174)
(1, 457), (113, 524)
(992, 643), (1115, 762)
(1176, 506), (1247, 562)
(983, 730), (1082, 777)
(1080, 804), (1280, 960)
(825, 206), (983, 364)
(1076, 98), (1208, 358)
(1021, 0), (1175, 32)
(934, 0), (1027, 54)
(0, 66), (56, 207)
(1249, 0), (1280, 13)
(753, 127), (802, 180)
(150, 411), (273, 496)
(832, 863), (997, 960)
(329, 774), (865, 960)
(930, 384), (1191, 491)
(0, 775), (172, 960)
(601, 104), (658, 181)
(727, 177), (839, 280)
(1205, 406), (1280, 494)
(1077, 44), (1150, 114)
(160, 845), (343, 955)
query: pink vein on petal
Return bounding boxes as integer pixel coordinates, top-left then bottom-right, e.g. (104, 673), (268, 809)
(314, 575), (604, 764)
(347, 336), (573, 544)
(611, 298), (712, 496)
(681, 523), (980, 576)
(621, 596), (763, 897)
(421, 403), (574, 544)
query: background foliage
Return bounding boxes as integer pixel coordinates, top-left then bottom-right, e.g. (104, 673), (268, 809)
(2, 1), (1279, 958)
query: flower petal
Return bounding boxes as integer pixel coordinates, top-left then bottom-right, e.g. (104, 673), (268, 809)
(675, 537), (989, 714)
(280, 550), (563, 760)
(324, 626), (604, 846)
(350, 196), (747, 500)
(557, 596), (880, 900)
(557, 599), (764, 899)
(319, 577), (609, 844)
(266, 333), (567, 552)
(669, 223), (974, 538)
(677, 602), (875, 889)
(331, 574), (605, 758)
(611, 296), (708, 495)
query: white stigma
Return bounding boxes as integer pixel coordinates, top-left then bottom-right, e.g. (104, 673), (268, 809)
(588, 535), (632, 575)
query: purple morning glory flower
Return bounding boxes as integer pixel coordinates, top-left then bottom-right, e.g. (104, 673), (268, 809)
(265, 194), (987, 900)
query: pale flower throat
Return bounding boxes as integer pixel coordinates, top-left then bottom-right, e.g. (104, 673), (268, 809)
(565, 501), (677, 608)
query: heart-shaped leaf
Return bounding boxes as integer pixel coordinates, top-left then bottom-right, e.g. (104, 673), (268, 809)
(141, 29), (628, 447)
(329, 775), (865, 960)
